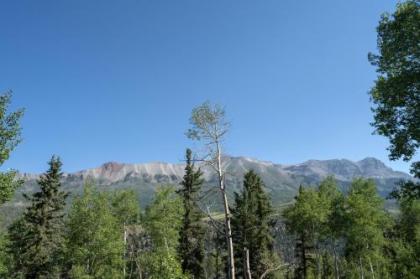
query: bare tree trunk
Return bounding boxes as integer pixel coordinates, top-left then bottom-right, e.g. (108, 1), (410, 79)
(244, 248), (252, 279)
(332, 243), (340, 279)
(260, 264), (289, 279)
(134, 257), (143, 279)
(368, 258), (375, 279)
(164, 237), (169, 254)
(221, 187), (235, 279)
(359, 257), (364, 279)
(123, 224), (127, 278)
(188, 103), (235, 279)
(216, 141), (236, 279)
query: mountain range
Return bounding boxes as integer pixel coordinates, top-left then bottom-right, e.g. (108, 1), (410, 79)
(0, 156), (411, 227)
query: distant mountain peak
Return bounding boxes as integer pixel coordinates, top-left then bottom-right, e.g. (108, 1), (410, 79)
(357, 157), (387, 168)
(283, 157), (410, 181)
(358, 157), (385, 163)
(359, 156), (381, 161)
(101, 161), (125, 172)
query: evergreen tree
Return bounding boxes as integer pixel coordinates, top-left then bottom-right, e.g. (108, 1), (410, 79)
(207, 228), (228, 279)
(283, 186), (319, 279)
(7, 156), (68, 278)
(7, 217), (28, 278)
(0, 233), (11, 277)
(178, 148), (206, 278)
(232, 170), (279, 278)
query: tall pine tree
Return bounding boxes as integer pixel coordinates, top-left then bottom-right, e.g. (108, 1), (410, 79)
(231, 170), (279, 278)
(283, 186), (318, 279)
(7, 156), (68, 278)
(178, 148), (206, 278)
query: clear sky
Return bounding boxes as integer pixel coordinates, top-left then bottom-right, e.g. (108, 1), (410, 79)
(1, 0), (412, 174)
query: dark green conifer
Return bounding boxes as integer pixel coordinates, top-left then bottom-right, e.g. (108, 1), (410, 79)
(178, 148), (206, 278)
(283, 185), (319, 279)
(8, 156), (68, 278)
(232, 170), (278, 278)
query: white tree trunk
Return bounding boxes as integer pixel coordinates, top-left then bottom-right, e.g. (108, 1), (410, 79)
(216, 141), (236, 279)
(368, 258), (375, 279)
(123, 224), (127, 278)
(333, 243), (340, 279)
(244, 248), (252, 279)
(359, 257), (364, 279)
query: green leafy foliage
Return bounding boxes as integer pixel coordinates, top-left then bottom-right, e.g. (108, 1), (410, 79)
(387, 197), (420, 278)
(65, 183), (125, 278)
(368, 0), (420, 177)
(140, 186), (187, 278)
(368, 3), (420, 277)
(282, 177), (390, 279)
(141, 249), (188, 279)
(283, 185), (328, 278)
(110, 189), (141, 226)
(0, 91), (24, 205)
(186, 101), (229, 142)
(343, 179), (392, 278)
(144, 186), (184, 251)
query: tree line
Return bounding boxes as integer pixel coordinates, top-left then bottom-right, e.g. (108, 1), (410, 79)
(1, 151), (417, 278)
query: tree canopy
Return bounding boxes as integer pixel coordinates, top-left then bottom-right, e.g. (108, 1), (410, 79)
(368, 0), (420, 177)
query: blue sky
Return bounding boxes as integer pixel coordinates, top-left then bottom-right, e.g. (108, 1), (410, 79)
(1, 0), (412, 174)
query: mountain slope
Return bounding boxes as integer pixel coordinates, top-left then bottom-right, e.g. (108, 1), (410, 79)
(0, 156), (411, 228)
(16, 156), (410, 200)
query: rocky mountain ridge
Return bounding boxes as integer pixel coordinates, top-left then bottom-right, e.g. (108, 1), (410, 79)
(19, 156), (410, 182)
(0, 156), (409, 228)
(16, 156), (410, 199)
